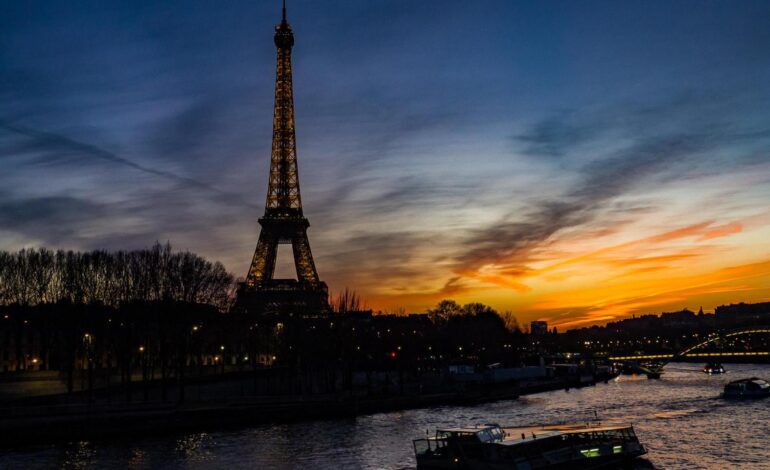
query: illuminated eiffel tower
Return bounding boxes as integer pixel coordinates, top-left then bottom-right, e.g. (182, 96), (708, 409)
(237, 2), (328, 314)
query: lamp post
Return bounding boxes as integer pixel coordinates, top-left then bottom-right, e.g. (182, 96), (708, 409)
(83, 333), (94, 402)
(139, 345), (148, 401)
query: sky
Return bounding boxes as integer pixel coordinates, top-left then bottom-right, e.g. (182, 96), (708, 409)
(1, 0), (770, 329)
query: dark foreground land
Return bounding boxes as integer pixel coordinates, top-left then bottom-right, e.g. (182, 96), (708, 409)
(0, 370), (615, 447)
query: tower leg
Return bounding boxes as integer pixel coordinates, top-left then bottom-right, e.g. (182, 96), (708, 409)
(246, 232), (278, 286)
(292, 229), (320, 283)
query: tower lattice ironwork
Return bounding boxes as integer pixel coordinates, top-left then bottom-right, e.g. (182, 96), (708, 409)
(237, 2), (328, 314)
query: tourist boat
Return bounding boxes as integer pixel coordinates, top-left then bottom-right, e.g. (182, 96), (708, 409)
(723, 377), (770, 399)
(703, 362), (725, 374)
(413, 422), (647, 469)
(616, 361), (662, 379)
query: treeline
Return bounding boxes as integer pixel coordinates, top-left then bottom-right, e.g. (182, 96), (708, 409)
(427, 299), (521, 332)
(0, 298), (525, 401)
(0, 301), (226, 395)
(0, 243), (234, 311)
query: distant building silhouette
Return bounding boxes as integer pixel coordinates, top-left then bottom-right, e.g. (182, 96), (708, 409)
(530, 321), (548, 335)
(715, 302), (770, 328)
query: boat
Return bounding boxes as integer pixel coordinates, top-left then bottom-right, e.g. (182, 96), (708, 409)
(703, 362), (725, 374)
(413, 422), (647, 469)
(723, 377), (770, 399)
(616, 361), (663, 379)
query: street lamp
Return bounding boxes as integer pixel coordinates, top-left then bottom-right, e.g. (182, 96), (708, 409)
(82, 333), (94, 399)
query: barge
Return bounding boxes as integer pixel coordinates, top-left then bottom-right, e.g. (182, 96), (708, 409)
(414, 422), (646, 469)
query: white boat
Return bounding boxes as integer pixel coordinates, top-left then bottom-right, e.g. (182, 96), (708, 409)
(723, 377), (770, 399)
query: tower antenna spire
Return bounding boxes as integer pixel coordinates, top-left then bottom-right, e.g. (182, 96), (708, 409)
(282, 0), (287, 23)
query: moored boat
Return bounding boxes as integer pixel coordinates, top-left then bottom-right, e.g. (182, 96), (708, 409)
(703, 362), (725, 374)
(723, 377), (770, 399)
(413, 422), (647, 469)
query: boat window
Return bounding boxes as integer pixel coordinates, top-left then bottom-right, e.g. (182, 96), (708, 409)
(414, 438), (448, 456)
(488, 427), (504, 441)
(580, 447), (601, 458)
(413, 439), (430, 456)
(477, 429), (493, 442)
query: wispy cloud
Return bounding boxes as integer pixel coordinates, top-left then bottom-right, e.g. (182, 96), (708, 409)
(454, 90), (770, 291)
(0, 192), (108, 245)
(455, 135), (700, 281)
(0, 119), (258, 209)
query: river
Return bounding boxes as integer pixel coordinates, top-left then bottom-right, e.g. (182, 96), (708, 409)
(3, 363), (770, 469)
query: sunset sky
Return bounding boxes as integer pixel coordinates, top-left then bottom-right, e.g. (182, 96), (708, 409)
(2, 1), (770, 328)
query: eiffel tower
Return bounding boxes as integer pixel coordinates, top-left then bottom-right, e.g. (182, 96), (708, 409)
(236, 2), (328, 314)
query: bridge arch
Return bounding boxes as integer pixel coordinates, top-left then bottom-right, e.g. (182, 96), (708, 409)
(608, 327), (770, 373)
(676, 327), (770, 359)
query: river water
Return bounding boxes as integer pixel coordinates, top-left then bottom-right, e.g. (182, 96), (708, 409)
(3, 363), (770, 469)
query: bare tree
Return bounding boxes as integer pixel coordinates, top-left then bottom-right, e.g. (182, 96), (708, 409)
(0, 243), (234, 309)
(499, 310), (521, 332)
(426, 299), (463, 324)
(332, 288), (365, 314)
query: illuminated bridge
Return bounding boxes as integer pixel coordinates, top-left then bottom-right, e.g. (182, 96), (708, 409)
(607, 327), (770, 375)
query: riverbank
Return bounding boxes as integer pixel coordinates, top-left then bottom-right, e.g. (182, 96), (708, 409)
(0, 371), (615, 447)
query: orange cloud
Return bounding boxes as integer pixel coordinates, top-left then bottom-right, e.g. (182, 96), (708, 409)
(699, 221), (742, 240)
(349, 209), (770, 330)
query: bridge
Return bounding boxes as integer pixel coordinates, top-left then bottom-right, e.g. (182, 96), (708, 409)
(606, 327), (770, 377)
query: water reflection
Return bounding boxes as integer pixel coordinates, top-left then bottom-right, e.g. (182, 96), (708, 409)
(174, 433), (214, 463)
(126, 448), (146, 468)
(61, 442), (95, 470)
(3, 363), (770, 469)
